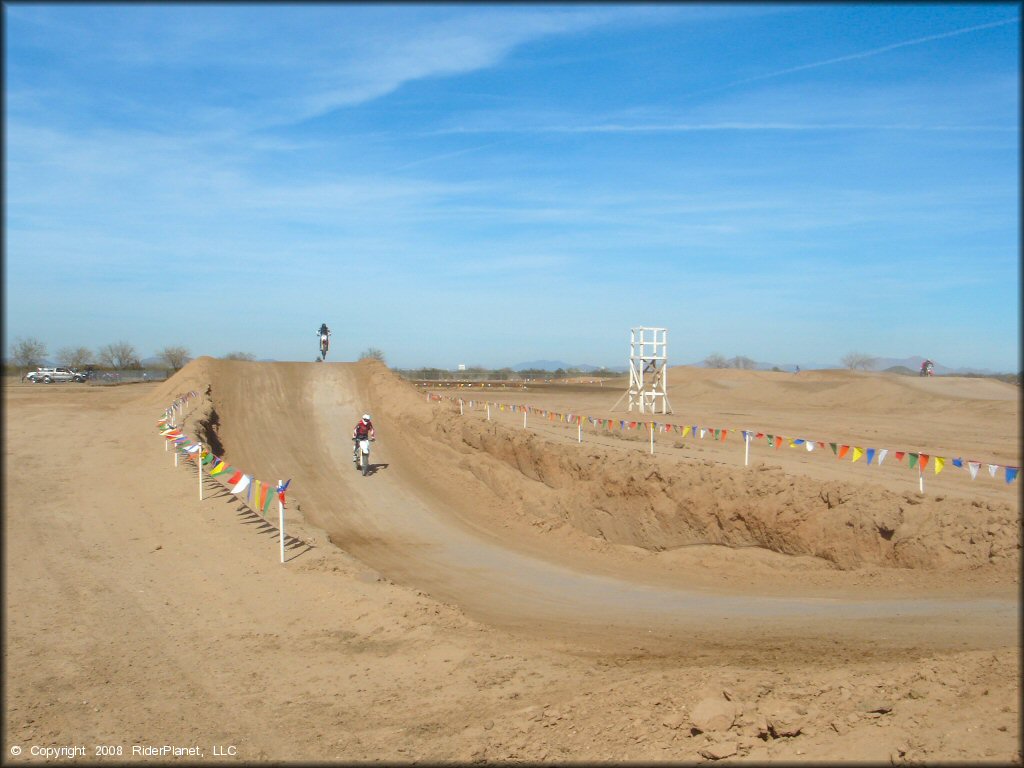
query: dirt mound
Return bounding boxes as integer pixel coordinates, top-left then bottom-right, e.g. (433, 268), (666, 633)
(664, 365), (1018, 411)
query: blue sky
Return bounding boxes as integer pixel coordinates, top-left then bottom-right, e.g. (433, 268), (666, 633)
(4, 3), (1020, 371)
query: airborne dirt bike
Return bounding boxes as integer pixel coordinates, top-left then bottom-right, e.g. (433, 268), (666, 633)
(319, 333), (329, 361)
(353, 436), (374, 476)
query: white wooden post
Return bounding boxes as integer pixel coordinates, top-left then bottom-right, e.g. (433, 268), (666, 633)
(649, 423), (654, 454)
(198, 448), (204, 501)
(744, 432), (750, 467)
(487, 403), (491, 421)
(459, 399), (464, 415)
(278, 480), (285, 564)
(523, 408), (527, 429)
(578, 417), (582, 443)
(918, 463), (924, 495)
(174, 446), (179, 467)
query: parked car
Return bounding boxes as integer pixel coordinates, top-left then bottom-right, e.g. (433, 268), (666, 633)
(25, 366), (86, 383)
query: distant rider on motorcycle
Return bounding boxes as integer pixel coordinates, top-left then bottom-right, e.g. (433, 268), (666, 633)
(353, 414), (375, 463)
(920, 359), (934, 376)
(318, 323), (331, 360)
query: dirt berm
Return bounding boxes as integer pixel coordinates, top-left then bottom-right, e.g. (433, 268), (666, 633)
(149, 358), (1018, 647)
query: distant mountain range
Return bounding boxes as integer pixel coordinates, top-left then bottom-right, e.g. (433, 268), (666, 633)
(680, 355), (1004, 376)
(511, 356), (1008, 375)
(511, 360), (628, 373)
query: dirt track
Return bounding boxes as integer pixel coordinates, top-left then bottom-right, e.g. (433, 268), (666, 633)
(4, 361), (1020, 763)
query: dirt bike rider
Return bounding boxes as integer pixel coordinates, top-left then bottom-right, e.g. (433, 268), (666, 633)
(352, 414), (375, 462)
(920, 359), (934, 376)
(317, 323), (331, 359)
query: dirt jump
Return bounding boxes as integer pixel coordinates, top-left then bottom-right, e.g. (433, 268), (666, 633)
(4, 358), (1019, 763)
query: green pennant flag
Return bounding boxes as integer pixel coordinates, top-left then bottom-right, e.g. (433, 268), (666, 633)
(262, 486), (274, 515)
(829, 443), (837, 455)
(201, 452), (216, 466)
(908, 452), (919, 469)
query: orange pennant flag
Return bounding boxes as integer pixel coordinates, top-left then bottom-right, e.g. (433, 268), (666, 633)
(838, 445), (850, 459)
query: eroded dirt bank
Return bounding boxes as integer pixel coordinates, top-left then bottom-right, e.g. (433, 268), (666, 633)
(358, 362), (1019, 582)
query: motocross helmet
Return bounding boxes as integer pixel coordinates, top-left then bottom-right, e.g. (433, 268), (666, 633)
(362, 414), (371, 422)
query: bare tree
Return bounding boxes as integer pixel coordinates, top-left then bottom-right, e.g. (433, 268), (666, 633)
(730, 355), (757, 370)
(222, 352), (256, 361)
(57, 346), (95, 369)
(11, 336), (47, 369)
(360, 347), (386, 363)
(841, 352), (876, 371)
(97, 341), (140, 370)
(703, 353), (729, 369)
(157, 345), (191, 371)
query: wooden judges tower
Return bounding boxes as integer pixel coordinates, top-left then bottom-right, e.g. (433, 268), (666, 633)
(612, 327), (673, 414)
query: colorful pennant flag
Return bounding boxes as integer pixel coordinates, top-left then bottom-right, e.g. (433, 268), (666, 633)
(277, 479), (291, 503)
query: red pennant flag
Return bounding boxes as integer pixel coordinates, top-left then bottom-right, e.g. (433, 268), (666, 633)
(895, 451), (905, 462)
(919, 453), (930, 470)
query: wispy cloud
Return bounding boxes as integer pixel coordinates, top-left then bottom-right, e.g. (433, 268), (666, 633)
(7, 6), (665, 134)
(689, 15), (1021, 96)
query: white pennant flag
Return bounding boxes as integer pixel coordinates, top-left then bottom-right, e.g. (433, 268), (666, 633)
(988, 464), (999, 478)
(968, 461), (980, 479)
(231, 474), (251, 495)
(878, 449), (888, 466)
(805, 441), (815, 451)
(186, 444), (202, 454)
(700, 428), (706, 439)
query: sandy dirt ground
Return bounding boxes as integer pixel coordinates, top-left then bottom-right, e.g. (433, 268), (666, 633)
(3, 360), (1020, 764)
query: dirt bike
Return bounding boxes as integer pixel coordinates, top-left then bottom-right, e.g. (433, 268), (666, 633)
(319, 333), (329, 361)
(919, 363), (934, 377)
(353, 436), (374, 476)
